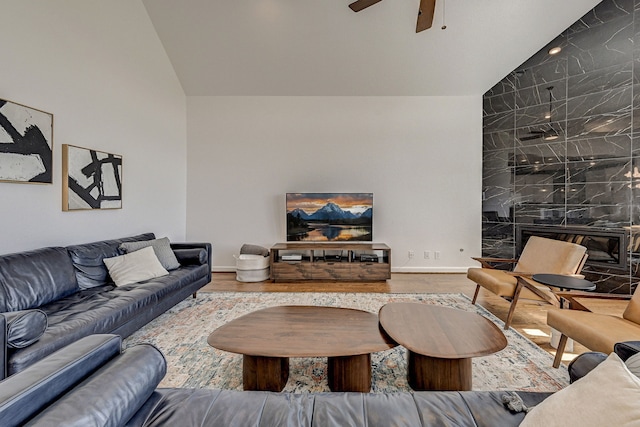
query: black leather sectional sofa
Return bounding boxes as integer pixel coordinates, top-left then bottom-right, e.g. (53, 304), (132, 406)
(0, 334), (552, 427)
(0, 233), (211, 379)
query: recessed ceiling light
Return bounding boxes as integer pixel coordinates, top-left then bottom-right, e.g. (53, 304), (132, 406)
(548, 46), (562, 55)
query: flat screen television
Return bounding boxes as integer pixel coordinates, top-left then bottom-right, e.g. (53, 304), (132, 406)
(286, 193), (373, 241)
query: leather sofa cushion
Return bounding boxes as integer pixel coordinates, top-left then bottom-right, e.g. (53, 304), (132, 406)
(0, 334), (121, 427)
(314, 393), (423, 426)
(5, 310), (47, 349)
(568, 351), (608, 383)
(8, 284), (158, 375)
(7, 266), (208, 375)
(459, 391), (549, 425)
(26, 343), (165, 427)
(614, 341), (640, 361)
(126, 389), (551, 427)
(66, 233), (155, 289)
(0, 247), (78, 312)
(130, 265), (208, 301)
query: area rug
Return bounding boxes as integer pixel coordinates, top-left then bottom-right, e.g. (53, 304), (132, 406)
(124, 292), (569, 392)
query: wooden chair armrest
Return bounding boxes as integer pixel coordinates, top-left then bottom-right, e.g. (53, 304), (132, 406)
(554, 291), (632, 300)
(515, 276), (560, 306)
(504, 271), (533, 278)
(553, 292), (632, 312)
(471, 257), (518, 269)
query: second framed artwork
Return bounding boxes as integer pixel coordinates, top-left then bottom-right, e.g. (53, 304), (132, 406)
(62, 144), (122, 211)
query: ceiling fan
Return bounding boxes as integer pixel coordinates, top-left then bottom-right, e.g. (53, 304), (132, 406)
(348, 0), (437, 33)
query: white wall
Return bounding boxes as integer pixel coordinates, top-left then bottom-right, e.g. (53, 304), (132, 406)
(187, 96), (482, 272)
(0, 1), (187, 254)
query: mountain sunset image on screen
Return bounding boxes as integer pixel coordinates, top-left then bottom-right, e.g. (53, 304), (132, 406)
(286, 193), (373, 242)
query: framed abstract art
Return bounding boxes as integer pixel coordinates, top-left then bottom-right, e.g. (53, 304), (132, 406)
(0, 98), (53, 184)
(62, 144), (122, 211)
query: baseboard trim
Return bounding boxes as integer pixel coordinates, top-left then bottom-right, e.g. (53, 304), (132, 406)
(391, 266), (470, 273)
(213, 266), (471, 274)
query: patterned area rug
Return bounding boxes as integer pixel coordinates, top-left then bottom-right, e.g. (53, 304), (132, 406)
(124, 292), (569, 392)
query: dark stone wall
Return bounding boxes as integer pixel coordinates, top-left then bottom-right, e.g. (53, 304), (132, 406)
(481, 0), (640, 293)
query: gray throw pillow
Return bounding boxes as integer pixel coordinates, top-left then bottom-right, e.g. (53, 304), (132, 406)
(625, 352), (640, 378)
(5, 309), (48, 348)
(240, 244), (269, 257)
(119, 237), (180, 270)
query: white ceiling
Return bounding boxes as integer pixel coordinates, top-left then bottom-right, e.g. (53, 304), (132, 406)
(142, 0), (603, 96)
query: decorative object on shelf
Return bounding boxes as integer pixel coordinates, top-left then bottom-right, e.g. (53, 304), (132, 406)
(0, 98), (53, 184)
(62, 144), (122, 211)
(323, 250), (343, 261)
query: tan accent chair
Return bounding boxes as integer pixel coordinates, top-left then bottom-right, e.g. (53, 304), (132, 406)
(467, 236), (588, 330)
(548, 290), (640, 368)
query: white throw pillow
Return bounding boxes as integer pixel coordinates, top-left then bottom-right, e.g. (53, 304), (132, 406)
(103, 246), (169, 286)
(520, 352), (640, 427)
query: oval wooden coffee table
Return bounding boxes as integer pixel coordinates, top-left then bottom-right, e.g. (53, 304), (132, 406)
(207, 305), (396, 392)
(379, 303), (507, 391)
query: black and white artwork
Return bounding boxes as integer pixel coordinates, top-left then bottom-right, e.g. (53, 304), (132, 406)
(62, 144), (122, 211)
(0, 98), (53, 184)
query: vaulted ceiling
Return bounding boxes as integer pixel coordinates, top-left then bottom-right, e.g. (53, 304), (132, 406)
(142, 0), (603, 96)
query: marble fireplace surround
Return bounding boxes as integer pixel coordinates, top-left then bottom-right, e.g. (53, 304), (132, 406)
(482, 0), (640, 294)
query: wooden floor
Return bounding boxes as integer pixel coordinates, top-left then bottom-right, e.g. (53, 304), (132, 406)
(202, 272), (602, 365)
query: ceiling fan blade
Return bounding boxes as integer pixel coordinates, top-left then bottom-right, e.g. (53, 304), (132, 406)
(416, 0), (436, 32)
(349, 0), (383, 12)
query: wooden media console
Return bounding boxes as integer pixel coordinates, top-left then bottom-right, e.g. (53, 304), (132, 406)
(270, 242), (391, 282)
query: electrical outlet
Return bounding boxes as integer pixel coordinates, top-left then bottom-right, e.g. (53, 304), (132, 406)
(408, 250), (415, 259)
(424, 251), (430, 259)
(434, 251), (440, 260)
